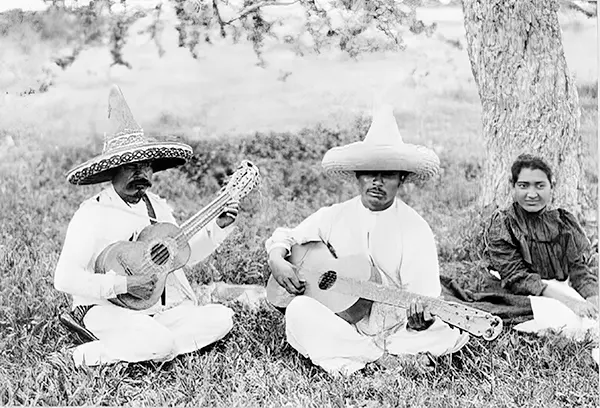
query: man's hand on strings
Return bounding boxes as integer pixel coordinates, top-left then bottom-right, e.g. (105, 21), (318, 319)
(406, 299), (436, 331)
(216, 198), (239, 228)
(268, 248), (306, 295)
(126, 274), (157, 299)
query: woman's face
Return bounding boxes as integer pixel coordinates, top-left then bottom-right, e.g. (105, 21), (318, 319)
(512, 167), (553, 213)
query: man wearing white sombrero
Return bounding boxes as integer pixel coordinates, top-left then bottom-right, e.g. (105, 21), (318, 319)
(54, 85), (239, 367)
(266, 104), (469, 375)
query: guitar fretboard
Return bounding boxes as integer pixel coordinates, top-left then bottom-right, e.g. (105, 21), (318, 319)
(178, 192), (231, 243)
(328, 274), (503, 340)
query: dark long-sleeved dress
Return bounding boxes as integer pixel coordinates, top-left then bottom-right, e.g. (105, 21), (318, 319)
(485, 202), (598, 299)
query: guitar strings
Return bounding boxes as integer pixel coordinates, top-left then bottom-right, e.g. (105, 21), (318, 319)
(178, 195), (231, 242)
(353, 280), (494, 334)
(139, 172), (258, 271)
(180, 192), (228, 230)
(140, 194), (230, 271)
(134, 196), (227, 272)
(127, 165), (259, 296)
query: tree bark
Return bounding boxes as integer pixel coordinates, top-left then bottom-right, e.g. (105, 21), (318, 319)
(461, 0), (587, 217)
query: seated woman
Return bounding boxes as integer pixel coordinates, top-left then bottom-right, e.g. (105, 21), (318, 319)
(485, 153), (598, 336)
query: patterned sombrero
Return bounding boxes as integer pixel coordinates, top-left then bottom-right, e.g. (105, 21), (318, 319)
(66, 85), (193, 185)
(321, 104), (440, 183)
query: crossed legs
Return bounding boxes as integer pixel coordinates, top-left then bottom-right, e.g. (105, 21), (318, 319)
(285, 296), (469, 375)
(73, 303), (233, 367)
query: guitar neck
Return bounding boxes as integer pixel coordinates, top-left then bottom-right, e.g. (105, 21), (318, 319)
(336, 276), (447, 314)
(330, 275), (502, 340)
(174, 160), (259, 245)
(177, 192), (231, 243)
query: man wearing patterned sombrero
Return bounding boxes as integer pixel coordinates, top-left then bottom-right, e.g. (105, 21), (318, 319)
(265, 104), (470, 375)
(54, 85), (239, 367)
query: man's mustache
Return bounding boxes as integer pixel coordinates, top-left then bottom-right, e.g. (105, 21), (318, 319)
(127, 177), (152, 189)
(367, 187), (385, 195)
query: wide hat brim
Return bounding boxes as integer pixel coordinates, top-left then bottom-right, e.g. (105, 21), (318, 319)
(321, 141), (440, 183)
(66, 141), (193, 185)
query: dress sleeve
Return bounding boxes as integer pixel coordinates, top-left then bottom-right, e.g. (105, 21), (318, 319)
(264, 206), (334, 256)
(559, 210), (599, 299)
(54, 205), (128, 299)
(485, 210), (546, 296)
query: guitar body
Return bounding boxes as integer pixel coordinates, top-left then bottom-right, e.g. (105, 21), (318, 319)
(95, 222), (192, 310)
(267, 242), (504, 340)
(93, 160), (261, 311)
(266, 242), (381, 324)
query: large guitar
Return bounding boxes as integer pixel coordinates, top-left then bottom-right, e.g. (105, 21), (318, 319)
(95, 160), (261, 310)
(266, 241), (503, 341)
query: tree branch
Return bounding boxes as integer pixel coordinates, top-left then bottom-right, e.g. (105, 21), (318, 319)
(213, 0), (227, 37)
(223, 0), (299, 24)
(559, 0), (597, 17)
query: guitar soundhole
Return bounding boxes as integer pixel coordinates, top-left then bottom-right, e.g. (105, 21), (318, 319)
(150, 243), (170, 266)
(318, 270), (337, 290)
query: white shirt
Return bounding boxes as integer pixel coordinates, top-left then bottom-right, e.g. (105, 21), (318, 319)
(265, 196), (441, 336)
(54, 185), (235, 313)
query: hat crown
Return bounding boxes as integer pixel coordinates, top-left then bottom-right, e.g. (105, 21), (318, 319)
(103, 85), (145, 152)
(364, 104), (405, 145)
(65, 84), (194, 185)
(320, 102), (440, 182)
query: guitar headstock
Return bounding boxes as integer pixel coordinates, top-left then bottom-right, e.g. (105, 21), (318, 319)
(442, 303), (504, 341)
(225, 160), (261, 201)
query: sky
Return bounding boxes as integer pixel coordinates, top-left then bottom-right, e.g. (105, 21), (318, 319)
(1, 0), (49, 12)
(0, 0), (93, 12)
(0, 0), (453, 14)
(0, 0), (158, 13)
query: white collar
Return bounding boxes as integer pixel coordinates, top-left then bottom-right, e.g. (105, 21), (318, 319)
(88, 186), (156, 221)
(107, 185), (148, 209)
(358, 196), (398, 217)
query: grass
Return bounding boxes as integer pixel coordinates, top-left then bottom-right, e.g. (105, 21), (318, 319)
(0, 3), (598, 407)
(0, 93), (598, 405)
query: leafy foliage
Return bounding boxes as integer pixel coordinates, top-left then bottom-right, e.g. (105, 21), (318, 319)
(5, 0), (438, 69)
(180, 117), (367, 195)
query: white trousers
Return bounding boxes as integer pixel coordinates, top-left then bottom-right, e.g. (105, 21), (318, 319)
(285, 296), (470, 375)
(73, 303), (234, 367)
(514, 279), (598, 341)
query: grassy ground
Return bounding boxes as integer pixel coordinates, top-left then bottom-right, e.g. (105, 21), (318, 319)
(0, 3), (598, 407)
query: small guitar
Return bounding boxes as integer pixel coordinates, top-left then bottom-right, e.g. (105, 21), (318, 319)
(95, 160), (261, 310)
(266, 241), (503, 341)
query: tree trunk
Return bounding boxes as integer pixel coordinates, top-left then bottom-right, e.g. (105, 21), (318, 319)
(461, 0), (587, 218)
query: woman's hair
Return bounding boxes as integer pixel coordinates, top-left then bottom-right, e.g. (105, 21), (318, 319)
(510, 153), (553, 186)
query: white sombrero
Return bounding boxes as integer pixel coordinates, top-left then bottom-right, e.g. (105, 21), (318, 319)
(321, 104), (440, 182)
(66, 85), (193, 185)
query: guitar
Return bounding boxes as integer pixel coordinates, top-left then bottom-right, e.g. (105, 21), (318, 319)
(266, 241), (503, 341)
(95, 160), (261, 310)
